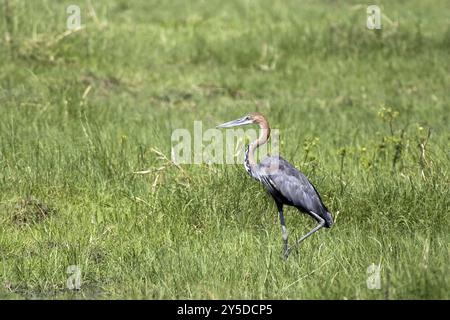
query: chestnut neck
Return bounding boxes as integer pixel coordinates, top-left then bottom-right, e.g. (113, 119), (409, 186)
(245, 116), (270, 172)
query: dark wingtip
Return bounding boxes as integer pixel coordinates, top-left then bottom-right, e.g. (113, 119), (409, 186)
(324, 211), (334, 228)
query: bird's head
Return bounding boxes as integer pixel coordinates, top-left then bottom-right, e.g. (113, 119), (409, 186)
(216, 113), (268, 129)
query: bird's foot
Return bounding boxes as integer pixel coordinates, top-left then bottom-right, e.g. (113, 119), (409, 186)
(282, 246), (290, 260)
(284, 245), (301, 260)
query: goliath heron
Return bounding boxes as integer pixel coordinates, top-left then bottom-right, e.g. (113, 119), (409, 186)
(217, 113), (333, 259)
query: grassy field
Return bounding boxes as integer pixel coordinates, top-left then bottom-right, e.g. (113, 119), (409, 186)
(0, 0), (449, 299)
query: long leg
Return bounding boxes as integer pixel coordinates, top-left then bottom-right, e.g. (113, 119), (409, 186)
(287, 211), (325, 256)
(275, 202), (289, 259)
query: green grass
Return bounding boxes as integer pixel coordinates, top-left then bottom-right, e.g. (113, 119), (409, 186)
(0, 0), (449, 299)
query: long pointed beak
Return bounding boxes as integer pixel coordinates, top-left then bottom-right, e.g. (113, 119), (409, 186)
(216, 117), (253, 128)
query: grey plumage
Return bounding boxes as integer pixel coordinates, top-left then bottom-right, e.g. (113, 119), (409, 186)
(256, 156), (333, 228)
(218, 113), (334, 259)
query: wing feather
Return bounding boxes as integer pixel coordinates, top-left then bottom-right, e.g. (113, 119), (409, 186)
(257, 156), (328, 216)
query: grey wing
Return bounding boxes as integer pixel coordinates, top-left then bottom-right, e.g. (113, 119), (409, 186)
(258, 157), (328, 215)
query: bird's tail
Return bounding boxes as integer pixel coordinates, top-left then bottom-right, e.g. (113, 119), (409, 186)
(324, 211), (334, 228)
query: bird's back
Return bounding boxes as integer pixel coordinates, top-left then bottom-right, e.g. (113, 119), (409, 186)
(255, 156), (333, 228)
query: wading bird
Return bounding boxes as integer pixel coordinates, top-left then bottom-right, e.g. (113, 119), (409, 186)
(217, 113), (333, 259)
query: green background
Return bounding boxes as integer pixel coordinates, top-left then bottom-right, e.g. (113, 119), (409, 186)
(0, 0), (449, 299)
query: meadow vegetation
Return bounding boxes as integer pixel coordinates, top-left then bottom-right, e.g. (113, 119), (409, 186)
(0, 0), (449, 299)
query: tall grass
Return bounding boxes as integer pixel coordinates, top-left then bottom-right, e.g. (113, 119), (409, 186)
(0, 0), (449, 299)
